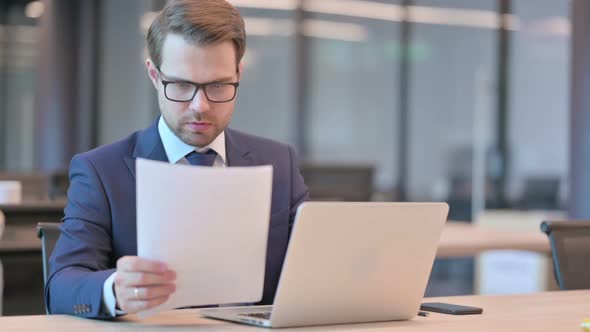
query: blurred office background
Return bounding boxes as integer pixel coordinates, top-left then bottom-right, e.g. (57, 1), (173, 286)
(0, 0), (577, 315)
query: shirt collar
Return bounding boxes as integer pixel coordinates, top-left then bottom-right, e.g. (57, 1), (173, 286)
(157, 116), (226, 165)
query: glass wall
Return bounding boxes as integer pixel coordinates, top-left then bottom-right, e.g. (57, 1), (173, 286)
(229, 4), (298, 146)
(1, 1), (572, 209)
(305, 0), (401, 197)
(410, 0), (499, 296)
(409, 0), (498, 220)
(508, 0), (570, 210)
(0, 0), (39, 171)
(98, 0), (157, 145)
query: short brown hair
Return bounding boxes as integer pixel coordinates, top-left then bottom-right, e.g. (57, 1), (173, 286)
(147, 0), (246, 68)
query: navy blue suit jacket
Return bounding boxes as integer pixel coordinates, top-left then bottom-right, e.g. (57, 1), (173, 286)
(46, 122), (309, 318)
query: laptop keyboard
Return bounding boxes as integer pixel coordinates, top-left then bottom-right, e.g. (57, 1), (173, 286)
(239, 312), (271, 320)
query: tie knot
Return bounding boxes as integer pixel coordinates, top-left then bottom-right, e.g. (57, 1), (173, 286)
(185, 149), (217, 166)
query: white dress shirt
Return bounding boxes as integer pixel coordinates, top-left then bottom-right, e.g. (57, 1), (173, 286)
(102, 116), (227, 316)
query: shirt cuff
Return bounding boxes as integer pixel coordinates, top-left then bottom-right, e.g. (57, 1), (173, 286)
(102, 271), (126, 316)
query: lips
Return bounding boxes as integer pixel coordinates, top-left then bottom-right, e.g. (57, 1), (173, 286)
(186, 122), (211, 131)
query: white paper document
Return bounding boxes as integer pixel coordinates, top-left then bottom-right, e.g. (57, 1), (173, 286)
(136, 159), (273, 318)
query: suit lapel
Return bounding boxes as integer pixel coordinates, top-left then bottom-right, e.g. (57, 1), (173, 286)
(225, 128), (256, 167)
(124, 124), (255, 176)
(124, 120), (168, 178)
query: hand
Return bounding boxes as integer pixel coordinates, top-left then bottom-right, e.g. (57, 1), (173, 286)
(114, 256), (176, 314)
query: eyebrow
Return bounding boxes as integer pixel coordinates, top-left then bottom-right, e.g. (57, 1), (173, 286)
(160, 72), (236, 85)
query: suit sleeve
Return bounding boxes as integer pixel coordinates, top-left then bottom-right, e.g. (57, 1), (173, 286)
(45, 154), (116, 319)
(287, 146), (310, 232)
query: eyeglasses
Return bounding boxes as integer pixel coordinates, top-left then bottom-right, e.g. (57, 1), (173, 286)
(157, 69), (240, 103)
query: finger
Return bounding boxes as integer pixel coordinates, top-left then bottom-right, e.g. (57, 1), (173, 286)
(127, 284), (176, 301)
(117, 256), (169, 273)
(122, 295), (171, 314)
(114, 279), (175, 310)
(115, 270), (176, 287)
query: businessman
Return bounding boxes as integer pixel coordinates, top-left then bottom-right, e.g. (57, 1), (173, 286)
(46, 0), (309, 318)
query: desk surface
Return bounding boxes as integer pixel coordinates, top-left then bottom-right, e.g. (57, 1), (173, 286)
(438, 222), (550, 257)
(0, 214), (549, 255)
(3, 290), (589, 331)
(0, 201), (65, 252)
(0, 200), (66, 213)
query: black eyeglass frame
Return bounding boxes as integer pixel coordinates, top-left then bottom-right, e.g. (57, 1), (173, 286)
(157, 68), (240, 103)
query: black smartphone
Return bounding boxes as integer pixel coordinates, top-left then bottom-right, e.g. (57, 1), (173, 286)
(420, 302), (483, 315)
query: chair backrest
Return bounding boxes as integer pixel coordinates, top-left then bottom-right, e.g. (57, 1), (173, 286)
(300, 163), (374, 201)
(522, 177), (560, 209)
(48, 170), (69, 200)
(36, 222), (62, 286)
(540, 220), (590, 290)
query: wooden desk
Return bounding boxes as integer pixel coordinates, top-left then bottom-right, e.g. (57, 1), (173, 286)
(0, 201), (65, 251)
(0, 200), (66, 212)
(2, 291), (589, 331)
(438, 222), (550, 257)
(439, 222), (556, 294)
(0, 201), (65, 315)
(0, 208), (550, 256)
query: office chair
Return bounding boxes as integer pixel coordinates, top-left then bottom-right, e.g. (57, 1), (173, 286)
(36, 223), (61, 287)
(48, 170), (69, 200)
(300, 163), (374, 201)
(0, 205), (63, 315)
(521, 177), (560, 210)
(37, 222), (61, 314)
(540, 221), (590, 290)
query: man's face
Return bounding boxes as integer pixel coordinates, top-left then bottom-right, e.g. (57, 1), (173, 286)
(146, 34), (241, 147)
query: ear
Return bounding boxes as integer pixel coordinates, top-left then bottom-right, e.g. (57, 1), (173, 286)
(146, 59), (159, 89)
(237, 61), (244, 80)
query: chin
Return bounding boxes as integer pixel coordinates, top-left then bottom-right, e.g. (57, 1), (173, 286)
(183, 133), (213, 148)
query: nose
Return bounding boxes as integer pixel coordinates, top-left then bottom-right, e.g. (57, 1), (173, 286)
(189, 88), (211, 113)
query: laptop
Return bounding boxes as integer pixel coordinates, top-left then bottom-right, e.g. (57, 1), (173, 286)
(200, 202), (449, 328)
